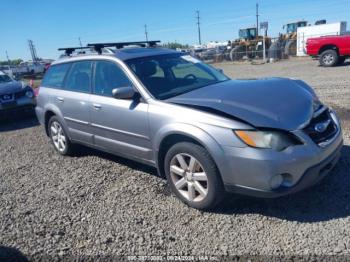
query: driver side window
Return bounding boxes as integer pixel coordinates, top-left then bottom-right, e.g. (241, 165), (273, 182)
(94, 61), (132, 97)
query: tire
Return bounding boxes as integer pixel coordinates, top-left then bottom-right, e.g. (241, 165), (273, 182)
(284, 39), (297, 56)
(48, 116), (73, 155)
(319, 49), (338, 67)
(338, 56), (346, 65)
(229, 45), (245, 61)
(164, 142), (224, 210)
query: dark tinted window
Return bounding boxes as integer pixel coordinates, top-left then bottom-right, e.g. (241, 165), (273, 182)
(65, 61), (92, 93)
(94, 61), (132, 97)
(41, 63), (71, 88)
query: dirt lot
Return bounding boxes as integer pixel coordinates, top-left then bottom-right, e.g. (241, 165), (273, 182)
(0, 58), (350, 260)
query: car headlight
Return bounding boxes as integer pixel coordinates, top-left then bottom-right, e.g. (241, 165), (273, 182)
(25, 89), (34, 98)
(234, 130), (300, 151)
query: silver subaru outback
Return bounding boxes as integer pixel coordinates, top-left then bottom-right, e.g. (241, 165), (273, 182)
(35, 42), (343, 210)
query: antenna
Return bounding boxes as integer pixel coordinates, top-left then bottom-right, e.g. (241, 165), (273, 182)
(79, 37), (83, 48)
(196, 10), (202, 45)
(144, 24), (149, 42)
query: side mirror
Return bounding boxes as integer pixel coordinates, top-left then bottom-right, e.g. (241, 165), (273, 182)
(112, 86), (136, 99)
(217, 68), (224, 74)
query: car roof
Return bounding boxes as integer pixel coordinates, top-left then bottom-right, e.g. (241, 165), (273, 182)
(54, 47), (181, 65)
(114, 47), (179, 60)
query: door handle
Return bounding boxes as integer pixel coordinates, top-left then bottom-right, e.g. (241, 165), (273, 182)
(93, 103), (102, 110)
(56, 97), (64, 102)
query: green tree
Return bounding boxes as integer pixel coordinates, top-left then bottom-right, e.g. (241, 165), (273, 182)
(162, 42), (190, 50)
(0, 59), (23, 66)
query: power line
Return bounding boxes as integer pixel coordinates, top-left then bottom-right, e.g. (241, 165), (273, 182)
(196, 10), (202, 45)
(144, 24), (149, 42)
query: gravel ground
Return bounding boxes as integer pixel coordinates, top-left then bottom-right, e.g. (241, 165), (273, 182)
(0, 58), (350, 260)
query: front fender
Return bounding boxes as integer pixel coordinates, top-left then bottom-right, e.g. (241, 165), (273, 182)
(153, 122), (226, 177)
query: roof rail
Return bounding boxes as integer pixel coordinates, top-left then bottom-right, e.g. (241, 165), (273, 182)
(57, 46), (92, 56)
(87, 40), (161, 54)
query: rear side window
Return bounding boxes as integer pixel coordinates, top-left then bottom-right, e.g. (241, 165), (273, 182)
(64, 61), (92, 93)
(41, 63), (71, 88)
(94, 61), (132, 97)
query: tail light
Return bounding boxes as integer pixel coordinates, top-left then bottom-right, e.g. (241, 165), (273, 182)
(34, 87), (40, 97)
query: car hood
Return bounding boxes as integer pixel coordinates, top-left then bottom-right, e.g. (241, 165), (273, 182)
(167, 78), (316, 131)
(0, 80), (24, 95)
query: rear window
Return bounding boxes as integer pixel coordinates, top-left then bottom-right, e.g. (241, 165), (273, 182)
(64, 61), (92, 93)
(41, 63), (71, 88)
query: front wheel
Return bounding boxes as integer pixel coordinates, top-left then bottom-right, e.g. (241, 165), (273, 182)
(320, 49), (338, 67)
(164, 142), (224, 210)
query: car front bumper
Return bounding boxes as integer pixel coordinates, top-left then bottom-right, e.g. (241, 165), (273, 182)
(0, 97), (35, 114)
(219, 121), (343, 198)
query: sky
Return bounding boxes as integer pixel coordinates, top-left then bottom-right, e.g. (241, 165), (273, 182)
(1, 0), (350, 61)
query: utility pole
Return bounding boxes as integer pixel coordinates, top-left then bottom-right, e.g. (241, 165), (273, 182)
(144, 24), (149, 42)
(5, 51), (10, 64)
(78, 37), (83, 48)
(28, 39), (39, 62)
(196, 10), (202, 45)
(256, 3), (259, 38)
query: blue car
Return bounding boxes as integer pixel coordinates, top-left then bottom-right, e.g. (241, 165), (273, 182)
(0, 71), (35, 116)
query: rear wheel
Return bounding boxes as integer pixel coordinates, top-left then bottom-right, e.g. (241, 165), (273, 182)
(48, 116), (73, 155)
(320, 49), (338, 67)
(164, 142), (224, 210)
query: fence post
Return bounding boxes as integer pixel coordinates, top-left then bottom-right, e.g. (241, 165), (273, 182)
(263, 29), (266, 62)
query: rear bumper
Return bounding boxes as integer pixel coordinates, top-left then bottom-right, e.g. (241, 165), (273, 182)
(224, 141), (343, 197)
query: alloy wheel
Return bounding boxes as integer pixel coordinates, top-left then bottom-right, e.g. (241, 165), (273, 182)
(169, 153), (208, 202)
(50, 121), (66, 153)
(323, 54), (334, 65)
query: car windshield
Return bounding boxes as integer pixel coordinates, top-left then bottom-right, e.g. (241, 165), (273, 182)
(0, 74), (12, 83)
(126, 53), (229, 100)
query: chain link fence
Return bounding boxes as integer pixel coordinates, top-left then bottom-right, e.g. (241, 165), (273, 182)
(190, 37), (299, 63)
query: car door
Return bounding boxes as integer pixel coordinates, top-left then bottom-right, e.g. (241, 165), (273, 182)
(90, 60), (152, 162)
(57, 60), (93, 145)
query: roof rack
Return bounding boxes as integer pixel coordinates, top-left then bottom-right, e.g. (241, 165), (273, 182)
(57, 46), (92, 56)
(87, 40), (161, 54)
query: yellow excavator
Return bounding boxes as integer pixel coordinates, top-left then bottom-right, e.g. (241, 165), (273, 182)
(225, 27), (271, 61)
(280, 20), (308, 56)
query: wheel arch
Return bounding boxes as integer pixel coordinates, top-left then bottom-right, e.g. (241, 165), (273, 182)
(319, 44), (339, 55)
(43, 105), (67, 137)
(154, 124), (225, 179)
(44, 110), (56, 136)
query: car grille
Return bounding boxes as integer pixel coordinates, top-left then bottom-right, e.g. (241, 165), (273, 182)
(303, 108), (338, 145)
(0, 93), (14, 102)
(14, 90), (26, 99)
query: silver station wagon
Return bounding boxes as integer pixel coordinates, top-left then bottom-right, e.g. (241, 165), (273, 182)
(36, 41), (343, 210)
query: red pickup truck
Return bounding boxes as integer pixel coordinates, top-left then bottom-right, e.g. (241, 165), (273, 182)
(306, 35), (350, 67)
